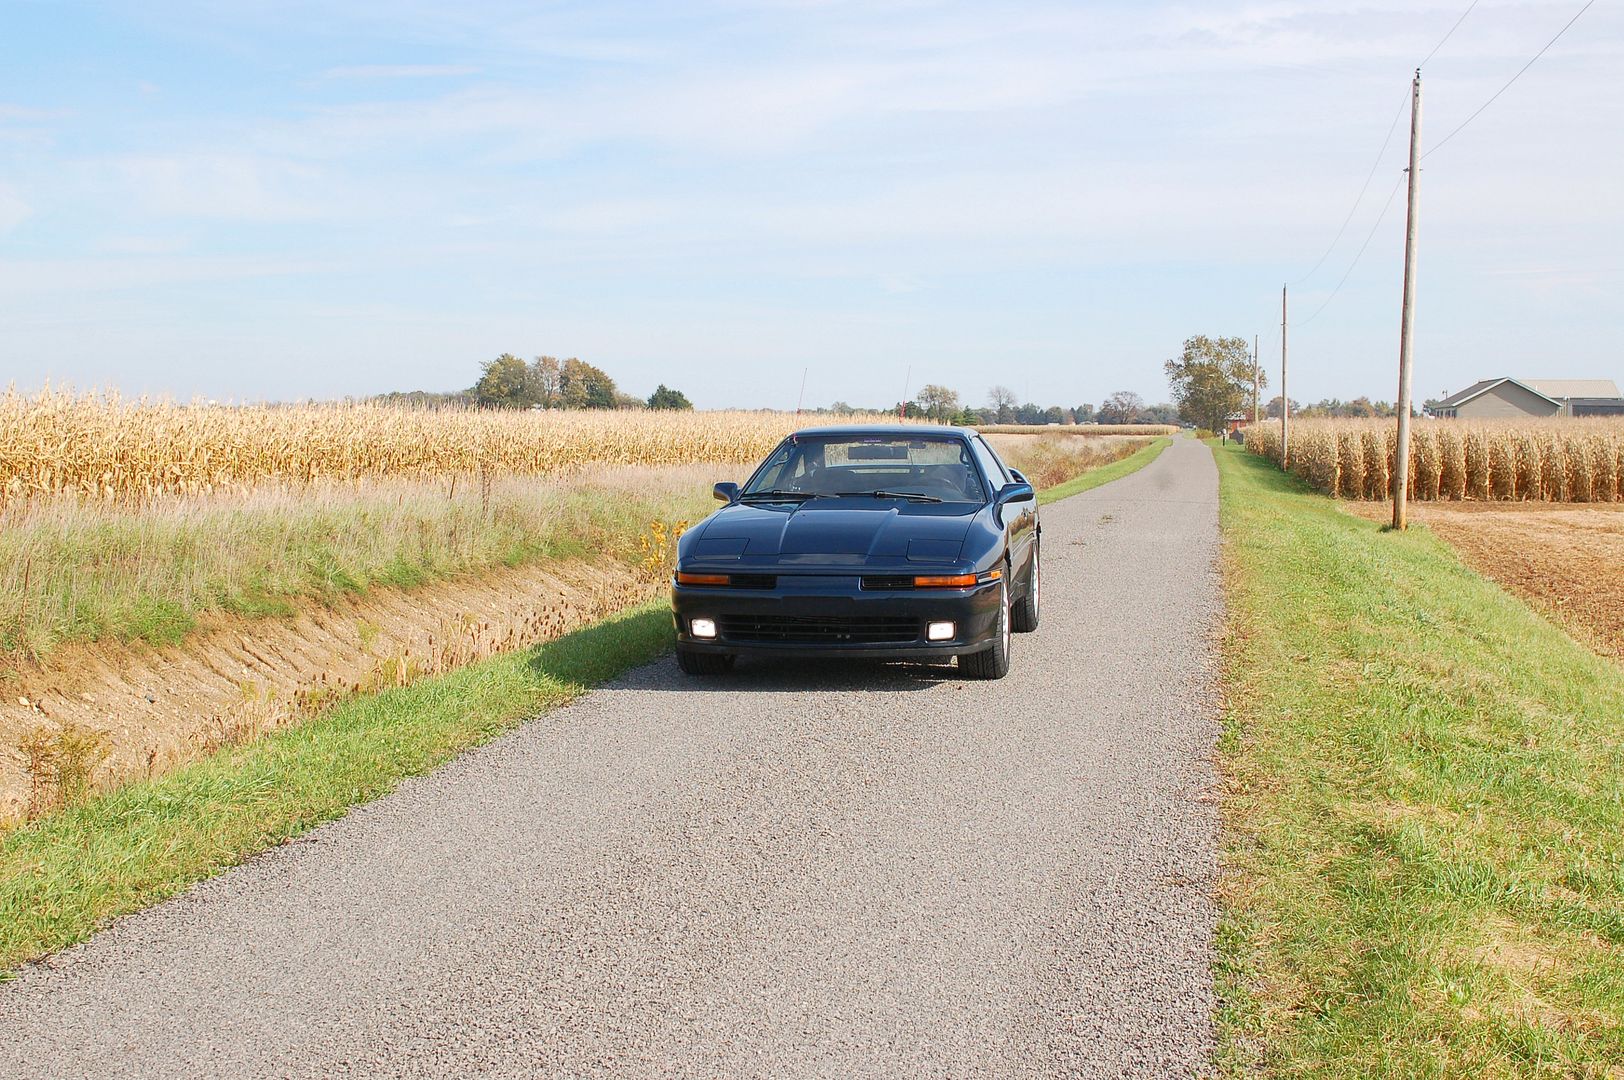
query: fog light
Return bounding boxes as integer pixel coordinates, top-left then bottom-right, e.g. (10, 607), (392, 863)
(690, 618), (717, 639)
(926, 621), (955, 642)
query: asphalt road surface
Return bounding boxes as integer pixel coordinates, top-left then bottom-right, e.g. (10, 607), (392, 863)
(0, 437), (1222, 1079)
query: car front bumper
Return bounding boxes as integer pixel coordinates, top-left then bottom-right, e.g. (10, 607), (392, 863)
(671, 574), (1003, 660)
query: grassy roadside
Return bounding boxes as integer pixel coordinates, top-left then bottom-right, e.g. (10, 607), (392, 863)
(1036, 436), (1172, 506)
(0, 441), (1165, 975)
(1, 471), (713, 662)
(1212, 441), (1624, 1076)
(0, 604), (673, 974)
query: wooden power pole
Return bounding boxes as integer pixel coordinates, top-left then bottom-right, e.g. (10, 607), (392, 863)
(1392, 70), (1423, 531)
(1252, 334), (1260, 423)
(1280, 286), (1289, 468)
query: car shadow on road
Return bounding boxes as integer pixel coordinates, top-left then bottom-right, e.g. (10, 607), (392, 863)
(640, 654), (954, 693)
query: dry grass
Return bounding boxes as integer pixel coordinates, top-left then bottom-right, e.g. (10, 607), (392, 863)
(0, 465), (717, 662)
(1241, 417), (1624, 502)
(0, 389), (899, 505)
(978, 423), (1179, 436)
(984, 432), (1153, 488)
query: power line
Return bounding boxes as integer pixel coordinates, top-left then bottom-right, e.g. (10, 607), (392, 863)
(1423, 0), (1599, 160)
(1286, 0), (1480, 287)
(1420, 0), (1482, 68)
(1292, 172), (1407, 328)
(1289, 89), (1409, 286)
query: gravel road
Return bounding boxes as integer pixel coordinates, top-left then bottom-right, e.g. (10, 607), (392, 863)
(0, 437), (1222, 1079)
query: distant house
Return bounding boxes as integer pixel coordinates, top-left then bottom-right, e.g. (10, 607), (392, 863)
(1430, 378), (1624, 419)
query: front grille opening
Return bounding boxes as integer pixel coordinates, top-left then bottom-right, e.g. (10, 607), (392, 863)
(717, 615), (921, 645)
(859, 575), (916, 591)
(728, 574), (777, 589)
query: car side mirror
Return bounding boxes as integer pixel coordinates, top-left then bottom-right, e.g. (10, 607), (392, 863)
(714, 482), (740, 503)
(996, 481), (1034, 505)
(1008, 468), (1029, 485)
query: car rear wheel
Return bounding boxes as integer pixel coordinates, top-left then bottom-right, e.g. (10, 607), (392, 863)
(676, 648), (736, 676)
(960, 578), (1012, 680)
(1011, 541), (1040, 633)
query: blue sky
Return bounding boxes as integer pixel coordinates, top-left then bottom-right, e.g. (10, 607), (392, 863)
(2, 0), (1620, 410)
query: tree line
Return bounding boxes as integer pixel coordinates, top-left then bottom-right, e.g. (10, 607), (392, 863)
(813, 385), (1182, 427)
(376, 355), (695, 411)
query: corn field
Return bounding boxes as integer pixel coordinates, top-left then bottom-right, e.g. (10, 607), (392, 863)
(1241, 418), (1624, 502)
(0, 390), (877, 505)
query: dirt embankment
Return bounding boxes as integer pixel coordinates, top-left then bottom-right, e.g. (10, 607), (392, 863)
(1346, 501), (1624, 661)
(1, 559), (654, 820)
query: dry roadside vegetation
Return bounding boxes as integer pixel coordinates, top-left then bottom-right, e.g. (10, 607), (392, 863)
(1, 400), (1152, 823)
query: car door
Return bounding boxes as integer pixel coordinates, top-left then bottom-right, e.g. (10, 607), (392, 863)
(971, 436), (1036, 583)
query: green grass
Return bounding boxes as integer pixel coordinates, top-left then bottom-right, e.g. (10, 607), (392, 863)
(0, 604), (675, 975)
(1212, 441), (1624, 1077)
(1036, 436), (1172, 505)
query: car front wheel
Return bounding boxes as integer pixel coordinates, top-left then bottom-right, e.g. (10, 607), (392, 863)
(960, 577), (1012, 680)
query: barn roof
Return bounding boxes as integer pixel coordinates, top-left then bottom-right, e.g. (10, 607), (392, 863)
(1522, 378), (1622, 399)
(1435, 378), (1562, 409)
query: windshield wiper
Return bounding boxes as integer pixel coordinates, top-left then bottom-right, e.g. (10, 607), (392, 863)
(838, 490), (943, 503)
(739, 489), (821, 503)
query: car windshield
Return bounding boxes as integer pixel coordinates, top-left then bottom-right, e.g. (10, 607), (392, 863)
(742, 434), (987, 503)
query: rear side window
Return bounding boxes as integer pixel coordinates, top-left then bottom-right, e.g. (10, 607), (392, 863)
(970, 437), (1010, 488)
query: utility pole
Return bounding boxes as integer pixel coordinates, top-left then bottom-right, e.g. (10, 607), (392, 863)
(795, 366), (808, 417)
(1281, 286), (1289, 468)
(898, 364), (911, 424)
(1392, 69), (1423, 531)
(1252, 334), (1260, 424)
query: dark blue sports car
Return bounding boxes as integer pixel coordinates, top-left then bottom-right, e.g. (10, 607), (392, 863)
(671, 425), (1039, 679)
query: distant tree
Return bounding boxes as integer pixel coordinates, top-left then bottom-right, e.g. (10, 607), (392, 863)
(530, 356), (563, 408)
(1164, 335), (1257, 434)
(1097, 390), (1145, 425)
(647, 384), (694, 410)
(951, 407), (980, 426)
(474, 354), (538, 408)
(1043, 405), (1064, 425)
(917, 384), (960, 422)
(613, 391), (646, 409)
(1140, 402), (1180, 425)
(1264, 396), (1301, 419)
(829, 400), (855, 415)
(987, 385), (1018, 425)
(559, 358), (618, 409)
(1073, 403), (1096, 424)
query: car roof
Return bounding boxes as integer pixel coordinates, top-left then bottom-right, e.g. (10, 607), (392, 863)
(788, 424), (976, 438)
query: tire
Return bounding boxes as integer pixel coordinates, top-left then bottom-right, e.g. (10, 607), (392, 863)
(1011, 541), (1040, 633)
(960, 577), (1012, 680)
(676, 648), (735, 676)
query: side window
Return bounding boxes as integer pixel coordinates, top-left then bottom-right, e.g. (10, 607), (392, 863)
(969, 437), (1009, 493)
(979, 438), (1020, 485)
(750, 443), (795, 490)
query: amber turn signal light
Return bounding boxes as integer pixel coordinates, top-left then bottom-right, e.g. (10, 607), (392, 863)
(676, 572), (731, 586)
(912, 574), (979, 588)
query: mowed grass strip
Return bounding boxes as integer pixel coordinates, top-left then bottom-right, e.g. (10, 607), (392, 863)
(0, 605), (674, 975)
(1036, 436), (1172, 506)
(1212, 442), (1624, 1076)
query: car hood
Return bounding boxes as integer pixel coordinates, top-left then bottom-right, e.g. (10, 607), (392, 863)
(692, 500), (977, 563)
